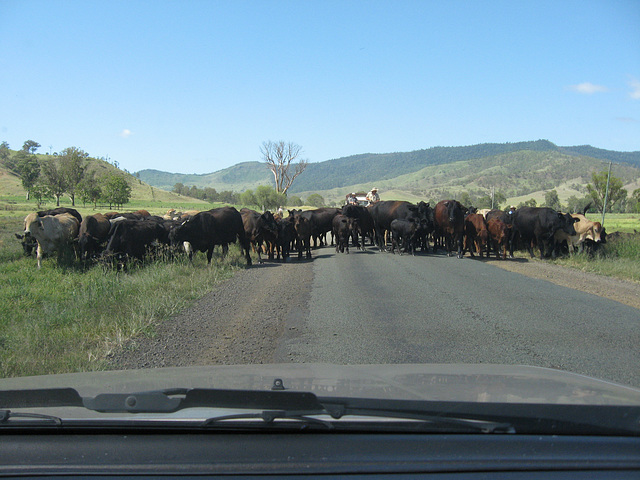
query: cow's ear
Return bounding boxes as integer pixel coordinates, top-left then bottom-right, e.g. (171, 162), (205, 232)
(15, 233), (24, 240)
(572, 217), (579, 224)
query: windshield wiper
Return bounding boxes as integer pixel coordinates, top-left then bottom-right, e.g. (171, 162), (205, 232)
(0, 409), (62, 425)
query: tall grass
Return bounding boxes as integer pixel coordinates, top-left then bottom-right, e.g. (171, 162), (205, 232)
(550, 236), (640, 283)
(0, 216), (245, 377)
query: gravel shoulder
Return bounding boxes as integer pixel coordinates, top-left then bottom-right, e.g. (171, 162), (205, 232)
(485, 257), (640, 311)
(108, 252), (639, 370)
(108, 259), (314, 370)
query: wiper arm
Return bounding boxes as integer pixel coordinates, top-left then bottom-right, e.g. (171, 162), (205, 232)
(1, 387), (324, 414)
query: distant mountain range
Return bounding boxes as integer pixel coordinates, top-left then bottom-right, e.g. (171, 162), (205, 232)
(135, 140), (640, 204)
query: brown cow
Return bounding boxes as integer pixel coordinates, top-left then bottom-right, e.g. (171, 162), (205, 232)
(434, 200), (467, 258)
(554, 213), (604, 253)
(78, 213), (111, 261)
(463, 213), (489, 258)
(487, 218), (511, 259)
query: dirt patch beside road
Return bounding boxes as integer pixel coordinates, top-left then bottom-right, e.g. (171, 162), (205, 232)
(108, 260), (314, 369)
(486, 258), (640, 311)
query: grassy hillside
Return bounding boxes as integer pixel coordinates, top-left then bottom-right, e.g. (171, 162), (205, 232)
(135, 140), (640, 206)
(137, 161), (272, 191)
(0, 152), (208, 214)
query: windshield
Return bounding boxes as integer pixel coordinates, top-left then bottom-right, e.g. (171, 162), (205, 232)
(1, 0), (639, 435)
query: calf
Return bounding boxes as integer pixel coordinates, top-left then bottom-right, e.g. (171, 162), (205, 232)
(487, 218), (511, 259)
(390, 218), (417, 255)
(332, 214), (357, 254)
(463, 213), (489, 258)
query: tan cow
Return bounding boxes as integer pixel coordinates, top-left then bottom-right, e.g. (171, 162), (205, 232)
(554, 213), (603, 253)
(24, 212), (80, 269)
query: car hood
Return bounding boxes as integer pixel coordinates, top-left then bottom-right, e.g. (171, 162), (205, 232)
(1, 363), (639, 406)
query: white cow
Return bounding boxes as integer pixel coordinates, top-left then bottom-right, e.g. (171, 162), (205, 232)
(23, 212), (80, 269)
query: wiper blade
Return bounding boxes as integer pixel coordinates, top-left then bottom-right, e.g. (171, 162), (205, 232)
(202, 410), (335, 430)
(0, 409), (62, 425)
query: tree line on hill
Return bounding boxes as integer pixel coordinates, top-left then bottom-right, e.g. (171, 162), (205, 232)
(171, 182), (328, 209)
(0, 140), (132, 209)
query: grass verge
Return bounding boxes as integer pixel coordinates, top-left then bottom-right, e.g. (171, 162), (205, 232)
(0, 216), (245, 378)
(549, 236), (640, 283)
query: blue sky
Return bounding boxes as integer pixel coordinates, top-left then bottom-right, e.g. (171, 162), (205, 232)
(1, 0), (639, 174)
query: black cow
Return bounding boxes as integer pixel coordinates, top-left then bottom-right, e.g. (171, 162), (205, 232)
(299, 208), (341, 247)
(433, 200), (467, 258)
(332, 214), (357, 254)
(38, 207), (82, 225)
(509, 206), (578, 259)
(169, 206), (252, 265)
(390, 218), (417, 255)
(103, 218), (170, 263)
(369, 201), (433, 251)
(291, 213), (313, 259)
(78, 213), (111, 261)
(341, 204), (374, 249)
(485, 207), (516, 225)
(240, 208), (279, 264)
(275, 214), (296, 261)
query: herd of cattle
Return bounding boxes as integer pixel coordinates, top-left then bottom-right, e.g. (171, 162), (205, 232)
(16, 199), (606, 269)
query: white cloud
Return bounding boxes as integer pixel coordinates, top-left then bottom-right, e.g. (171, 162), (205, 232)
(629, 78), (640, 100)
(568, 82), (609, 94)
(119, 129), (133, 138)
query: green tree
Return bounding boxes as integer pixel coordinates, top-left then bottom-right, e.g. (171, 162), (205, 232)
(306, 193), (325, 207)
(172, 183), (185, 195)
(30, 181), (53, 208)
(254, 185), (286, 211)
(78, 172), (102, 208)
(14, 150), (41, 200)
(240, 189), (257, 207)
(59, 146), (89, 206)
(102, 174), (131, 209)
(203, 187), (218, 201)
(517, 198), (537, 208)
(287, 195), (303, 207)
(40, 158), (67, 206)
(459, 192), (473, 207)
(586, 170), (627, 214)
(21, 139), (40, 154)
(566, 195), (592, 214)
(544, 189), (563, 211)
(0, 141), (10, 167)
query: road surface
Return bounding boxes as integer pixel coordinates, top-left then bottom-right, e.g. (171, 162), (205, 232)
(110, 246), (640, 388)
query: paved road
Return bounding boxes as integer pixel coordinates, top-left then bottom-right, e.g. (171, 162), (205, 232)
(276, 247), (640, 388)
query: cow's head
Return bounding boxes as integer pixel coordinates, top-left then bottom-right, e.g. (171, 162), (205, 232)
(559, 212), (578, 236)
(15, 232), (37, 256)
(590, 221), (604, 243)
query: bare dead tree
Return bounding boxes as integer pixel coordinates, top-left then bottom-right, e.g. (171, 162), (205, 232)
(261, 140), (308, 194)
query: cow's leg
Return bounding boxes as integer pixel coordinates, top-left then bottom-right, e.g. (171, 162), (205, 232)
(456, 233), (464, 259)
(206, 247), (214, 264)
(36, 243), (43, 269)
